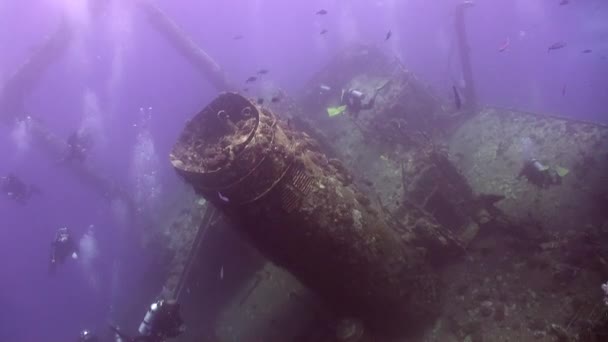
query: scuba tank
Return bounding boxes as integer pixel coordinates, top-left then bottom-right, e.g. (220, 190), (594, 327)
(138, 301), (162, 335)
(349, 89), (365, 99)
(138, 299), (184, 338)
(530, 159), (548, 173)
(340, 89), (366, 107)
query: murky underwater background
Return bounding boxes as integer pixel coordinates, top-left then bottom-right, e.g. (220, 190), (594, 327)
(1, 0), (607, 341)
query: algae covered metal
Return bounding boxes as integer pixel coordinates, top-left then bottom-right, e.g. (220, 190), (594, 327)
(296, 45), (487, 257)
(170, 92), (441, 333)
(449, 107), (608, 235)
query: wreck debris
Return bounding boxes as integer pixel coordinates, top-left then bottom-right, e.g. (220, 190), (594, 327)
(449, 107), (608, 236)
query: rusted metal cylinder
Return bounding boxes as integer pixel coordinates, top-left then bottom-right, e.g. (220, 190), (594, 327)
(170, 93), (441, 333)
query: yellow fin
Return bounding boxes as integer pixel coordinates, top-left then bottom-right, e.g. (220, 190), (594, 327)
(327, 105), (347, 117)
(555, 166), (570, 177)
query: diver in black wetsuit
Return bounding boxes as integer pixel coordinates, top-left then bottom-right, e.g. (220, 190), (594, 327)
(111, 299), (184, 342)
(49, 227), (79, 275)
(63, 131), (93, 163)
(340, 88), (379, 118)
(518, 159), (560, 188)
(0, 173), (41, 205)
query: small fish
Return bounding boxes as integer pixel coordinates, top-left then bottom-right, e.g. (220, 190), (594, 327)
(582, 49), (592, 54)
(452, 86), (462, 110)
(320, 84), (332, 92)
(316, 9), (328, 15)
(245, 76), (258, 83)
(548, 41), (567, 52)
(257, 98), (264, 105)
(559, 0), (569, 5)
(220, 266), (224, 280)
(320, 29), (328, 35)
(562, 85), (567, 97)
(257, 69), (269, 75)
(498, 37), (510, 52)
(385, 30), (392, 41)
(233, 35), (244, 40)
(271, 96), (281, 103)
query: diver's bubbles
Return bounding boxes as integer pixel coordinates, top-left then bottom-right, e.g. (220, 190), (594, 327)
(519, 136), (538, 162)
(79, 227), (99, 267)
(79, 226), (101, 292)
(9, 117), (32, 157)
(130, 107), (162, 219)
(111, 198), (129, 227)
(137, 106), (153, 125)
(80, 89), (107, 151)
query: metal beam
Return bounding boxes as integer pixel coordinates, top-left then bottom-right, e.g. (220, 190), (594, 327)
(455, 1), (477, 111)
(136, 0), (235, 92)
(0, 22), (71, 123)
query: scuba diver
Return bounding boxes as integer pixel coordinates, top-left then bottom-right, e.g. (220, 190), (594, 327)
(340, 88), (378, 118)
(63, 130), (93, 163)
(49, 227), (79, 275)
(111, 299), (184, 342)
(0, 173), (41, 205)
(78, 329), (100, 342)
(518, 159), (561, 188)
(340, 81), (390, 118)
